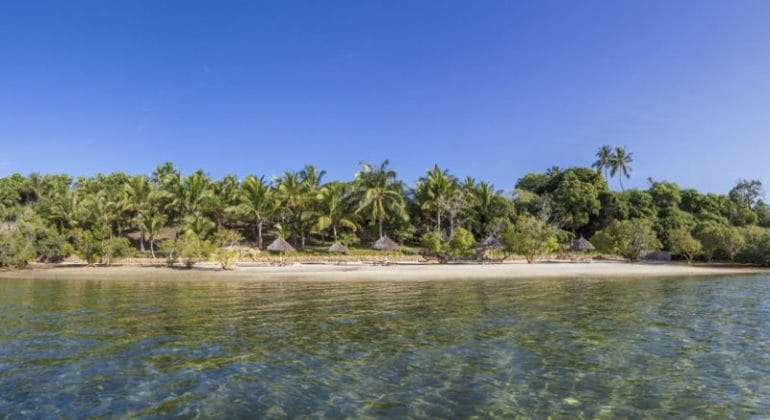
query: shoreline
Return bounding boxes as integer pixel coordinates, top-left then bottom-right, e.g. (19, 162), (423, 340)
(0, 260), (766, 282)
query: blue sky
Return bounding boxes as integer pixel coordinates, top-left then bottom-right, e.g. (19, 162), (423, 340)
(1, 1), (769, 193)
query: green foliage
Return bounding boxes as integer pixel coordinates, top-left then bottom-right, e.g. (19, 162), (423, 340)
(2, 153), (770, 269)
(668, 228), (702, 264)
(448, 227), (475, 258)
(501, 215), (558, 263)
(35, 228), (73, 262)
(592, 218), (661, 261)
(178, 232), (214, 268)
(103, 236), (133, 266)
(552, 171), (601, 231)
(420, 230), (447, 260)
(0, 229), (35, 268)
(72, 228), (101, 265)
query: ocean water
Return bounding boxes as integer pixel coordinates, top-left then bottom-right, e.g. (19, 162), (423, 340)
(1, 274), (769, 418)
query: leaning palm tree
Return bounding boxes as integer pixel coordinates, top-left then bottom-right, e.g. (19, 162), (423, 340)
(592, 145), (613, 180)
(609, 146), (633, 191)
(355, 160), (408, 239)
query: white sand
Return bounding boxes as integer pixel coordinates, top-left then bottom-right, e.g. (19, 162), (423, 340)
(0, 260), (765, 282)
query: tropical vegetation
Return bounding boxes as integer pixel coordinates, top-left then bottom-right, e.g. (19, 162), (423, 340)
(1, 149), (770, 268)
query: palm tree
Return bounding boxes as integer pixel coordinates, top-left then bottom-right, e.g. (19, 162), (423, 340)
(238, 175), (274, 248)
(315, 182), (358, 241)
(609, 146), (633, 191)
(140, 212), (166, 259)
(416, 165), (457, 234)
(275, 171), (312, 248)
(355, 160), (408, 239)
(592, 145), (612, 180)
(124, 175), (152, 252)
(299, 165), (326, 191)
(210, 174), (239, 230)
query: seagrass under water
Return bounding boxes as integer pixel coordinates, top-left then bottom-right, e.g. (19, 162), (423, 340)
(1, 274), (769, 417)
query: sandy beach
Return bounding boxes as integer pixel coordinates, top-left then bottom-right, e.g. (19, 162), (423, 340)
(0, 260), (765, 282)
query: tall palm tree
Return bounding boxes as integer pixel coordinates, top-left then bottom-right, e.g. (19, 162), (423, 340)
(592, 145), (612, 180)
(210, 174), (239, 230)
(275, 171), (312, 248)
(609, 146), (633, 191)
(315, 182), (358, 241)
(124, 175), (152, 252)
(355, 160), (408, 239)
(238, 175), (274, 248)
(416, 165), (457, 234)
(299, 165), (326, 191)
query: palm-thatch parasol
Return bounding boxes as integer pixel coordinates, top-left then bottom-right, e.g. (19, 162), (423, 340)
(372, 235), (400, 251)
(476, 234), (503, 262)
(476, 235), (503, 250)
(571, 236), (595, 253)
(267, 236), (295, 265)
(328, 242), (349, 254)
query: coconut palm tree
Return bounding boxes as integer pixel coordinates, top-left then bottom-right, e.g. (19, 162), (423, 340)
(315, 182), (358, 241)
(237, 175), (274, 248)
(416, 165), (457, 233)
(609, 146), (633, 191)
(140, 212), (166, 259)
(592, 145), (613, 180)
(275, 171), (313, 248)
(355, 160), (408, 239)
(299, 165), (326, 191)
(124, 175), (152, 252)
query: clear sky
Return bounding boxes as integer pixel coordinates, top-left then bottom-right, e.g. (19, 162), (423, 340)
(2, 1), (769, 193)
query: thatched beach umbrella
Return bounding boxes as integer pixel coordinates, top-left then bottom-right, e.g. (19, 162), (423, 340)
(571, 236), (595, 253)
(476, 234), (503, 262)
(477, 235), (503, 250)
(267, 236), (295, 265)
(328, 242), (350, 254)
(372, 235), (400, 251)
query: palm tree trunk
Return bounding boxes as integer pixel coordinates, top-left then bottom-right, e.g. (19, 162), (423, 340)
(619, 177), (625, 192)
(257, 220), (263, 249)
(140, 231), (146, 253)
(437, 208), (442, 233)
(150, 239), (156, 259)
(378, 219), (383, 238)
(333, 225), (338, 241)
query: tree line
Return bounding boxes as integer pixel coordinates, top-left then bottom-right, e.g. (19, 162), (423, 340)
(1, 148), (770, 268)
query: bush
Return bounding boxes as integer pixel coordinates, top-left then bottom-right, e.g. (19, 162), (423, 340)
(103, 236), (133, 266)
(501, 215), (558, 263)
(72, 228), (102, 266)
(178, 233), (214, 268)
(591, 218), (661, 261)
(668, 228), (702, 264)
(448, 227), (475, 259)
(35, 228), (73, 263)
(420, 230), (446, 260)
(0, 229), (35, 268)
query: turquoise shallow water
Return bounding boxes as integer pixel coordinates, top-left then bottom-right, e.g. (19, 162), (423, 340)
(1, 275), (770, 418)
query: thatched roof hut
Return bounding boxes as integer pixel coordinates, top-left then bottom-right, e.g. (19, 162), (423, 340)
(571, 237), (595, 252)
(267, 237), (296, 253)
(372, 236), (400, 251)
(477, 235), (503, 249)
(328, 242), (349, 254)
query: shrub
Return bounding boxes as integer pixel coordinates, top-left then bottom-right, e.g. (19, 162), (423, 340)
(668, 228), (702, 264)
